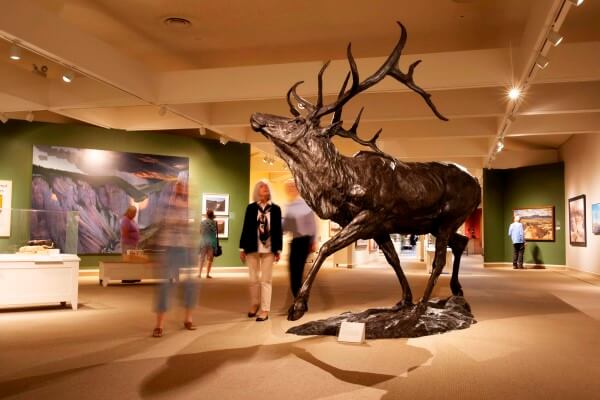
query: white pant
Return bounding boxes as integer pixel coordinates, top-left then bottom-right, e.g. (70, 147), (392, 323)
(246, 252), (274, 312)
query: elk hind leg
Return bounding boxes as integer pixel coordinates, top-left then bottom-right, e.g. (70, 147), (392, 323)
(375, 234), (413, 307)
(448, 232), (469, 296)
(421, 233), (450, 304)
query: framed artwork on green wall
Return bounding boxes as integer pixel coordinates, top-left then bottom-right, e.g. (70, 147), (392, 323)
(568, 195), (586, 247)
(202, 193), (229, 216)
(591, 203), (600, 235)
(214, 217), (229, 239)
(513, 206), (555, 241)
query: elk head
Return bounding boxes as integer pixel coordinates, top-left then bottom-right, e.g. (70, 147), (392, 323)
(250, 22), (448, 156)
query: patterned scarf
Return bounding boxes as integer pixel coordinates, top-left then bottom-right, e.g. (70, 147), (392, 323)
(257, 203), (271, 244)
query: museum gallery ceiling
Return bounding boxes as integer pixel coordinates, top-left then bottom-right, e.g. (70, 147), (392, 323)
(0, 0), (599, 173)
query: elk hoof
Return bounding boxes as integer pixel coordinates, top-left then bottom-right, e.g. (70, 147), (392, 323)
(287, 299), (308, 321)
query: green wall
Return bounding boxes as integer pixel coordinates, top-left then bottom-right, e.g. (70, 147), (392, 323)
(0, 120), (250, 268)
(483, 163), (565, 265)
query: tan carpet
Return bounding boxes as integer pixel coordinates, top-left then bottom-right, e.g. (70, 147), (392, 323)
(1, 256), (599, 399)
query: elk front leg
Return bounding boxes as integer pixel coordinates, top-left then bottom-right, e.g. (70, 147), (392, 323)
(375, 234), (413, 306)
(288, 210), (374, 321)
(421, 233), (450, 304)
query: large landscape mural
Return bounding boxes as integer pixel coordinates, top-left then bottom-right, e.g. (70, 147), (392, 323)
(31, 145), (189, 254)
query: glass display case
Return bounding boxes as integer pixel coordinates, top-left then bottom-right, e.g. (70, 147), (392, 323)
(0, 209), (80, 310)
(0, 208), (79, 254)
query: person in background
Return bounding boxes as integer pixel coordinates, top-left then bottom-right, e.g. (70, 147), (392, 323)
(120, 205), (140, 255)
(508, 215), (526, 269)
(152, 181), (198, 337)
(239, 180), (282, 322)
(198, 209), (218, 278)
(283, 180), (317, 299)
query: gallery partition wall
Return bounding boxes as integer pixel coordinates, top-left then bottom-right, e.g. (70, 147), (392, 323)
(483, 162), (566, 268)
(0, 120), (250, 267)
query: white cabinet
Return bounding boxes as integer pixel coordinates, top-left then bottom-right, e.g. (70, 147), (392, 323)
(0, 254), (80, 310)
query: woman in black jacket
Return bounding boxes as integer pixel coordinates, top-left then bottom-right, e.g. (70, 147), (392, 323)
(239, 180), (282, 321)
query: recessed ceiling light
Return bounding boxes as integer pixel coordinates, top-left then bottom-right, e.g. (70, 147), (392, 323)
(62, 71), (74, 83)
(9, 44), (21, 61)
(163, 17), (192, 28)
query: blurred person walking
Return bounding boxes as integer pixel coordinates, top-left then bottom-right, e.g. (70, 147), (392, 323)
(283, 180), (317, 298)
(152, 182), (199, 337)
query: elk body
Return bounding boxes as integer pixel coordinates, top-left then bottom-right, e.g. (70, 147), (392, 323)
(251, 22), (481, 321)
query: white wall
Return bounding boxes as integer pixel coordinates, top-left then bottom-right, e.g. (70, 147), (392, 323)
(559, 133), (600, 274)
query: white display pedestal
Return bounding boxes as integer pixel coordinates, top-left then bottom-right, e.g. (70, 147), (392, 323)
(425, 247), (453, 274)
(99, 261), (178, 286)
(0, 254), (80, 310)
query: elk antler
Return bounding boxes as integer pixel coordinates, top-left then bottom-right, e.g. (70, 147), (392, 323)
(313, 21), (448, 122)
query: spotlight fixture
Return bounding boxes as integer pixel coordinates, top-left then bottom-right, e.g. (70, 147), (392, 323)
(62, 71), (74, 83)
(547, 30), (563, 47)
(9, 44), (21, 60)
(535, 55), (550, 69)
(0, 113), (8, 123)
(25, 111), (34, 122)
(568, 0), (584, 6)
(496, 139), (504, 153)
(158, 106), (167, 116)
(33, 64), (48, 78)
(219, 136), (229, 145)
(198, 126), (206, 136)
(508, 87), (521, 100)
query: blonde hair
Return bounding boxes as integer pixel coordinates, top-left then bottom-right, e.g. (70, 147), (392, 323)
(252, 180), (272, 203)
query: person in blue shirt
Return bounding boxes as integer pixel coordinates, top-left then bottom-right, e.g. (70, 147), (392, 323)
(508, 216), (526, 269)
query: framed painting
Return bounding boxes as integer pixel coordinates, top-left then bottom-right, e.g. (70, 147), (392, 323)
(592, 203), (600, 235)
(214, 217), (229, 239)
(202, 193), (229, 216)
(31, 145), (190, 254)
(512, 206), (555, 242)
(0, 180), (12, 237)
(568, 195), (586, 247)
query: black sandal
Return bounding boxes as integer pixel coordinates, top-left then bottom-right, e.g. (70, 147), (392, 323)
(152, 328), (163, 337)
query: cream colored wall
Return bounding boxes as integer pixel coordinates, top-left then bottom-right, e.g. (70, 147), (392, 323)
(559, 133), (600, 274)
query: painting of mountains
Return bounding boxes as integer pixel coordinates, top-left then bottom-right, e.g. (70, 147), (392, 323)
(31, 145), (189, 254)
(592, 203), (600, 235)
(513, 206), (555, 242)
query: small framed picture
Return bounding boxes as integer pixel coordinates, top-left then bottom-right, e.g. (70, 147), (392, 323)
(214, 217), (229, 239)
(568, 194), (586, 247)
(592, 203), (600, 235)
(202, 193), (229, 216)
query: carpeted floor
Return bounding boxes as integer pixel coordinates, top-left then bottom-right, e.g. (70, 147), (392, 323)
(1, 255), (600, 399)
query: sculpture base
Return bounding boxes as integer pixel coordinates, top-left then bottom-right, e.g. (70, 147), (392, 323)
(287, 296), (475, 339)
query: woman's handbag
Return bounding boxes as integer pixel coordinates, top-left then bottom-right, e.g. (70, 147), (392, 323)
(214, 245), (223, 257)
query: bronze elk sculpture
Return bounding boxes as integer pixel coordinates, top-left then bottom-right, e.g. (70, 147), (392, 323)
(251, 22), (481, 322)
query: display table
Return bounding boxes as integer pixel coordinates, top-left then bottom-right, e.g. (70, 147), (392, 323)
(0, 254), (80, 310)
(99, 261), (177, 287)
